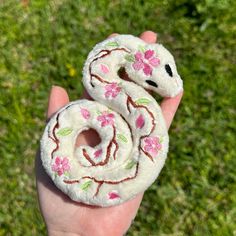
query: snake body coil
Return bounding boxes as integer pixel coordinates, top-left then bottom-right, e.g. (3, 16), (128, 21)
(40, 35), (183, 206)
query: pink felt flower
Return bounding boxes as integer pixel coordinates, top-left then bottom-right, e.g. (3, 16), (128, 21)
(136, 114), (145, 129)
(94, 149), (102, 158)
(108, 191), (120, 200)
(97, 111), (115, 127)
(144, 137), (162, 157)
(52, 157), (70, 176)
(104, 82), (121, 98)
(132, 49), (160, 76)
(81, 108), (90, 119)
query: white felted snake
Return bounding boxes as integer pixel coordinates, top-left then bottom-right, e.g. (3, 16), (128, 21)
(40, 35), (183, 207)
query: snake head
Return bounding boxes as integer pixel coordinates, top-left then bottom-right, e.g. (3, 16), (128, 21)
(124, 40), (183, 98)
(144, 44), (183, 97)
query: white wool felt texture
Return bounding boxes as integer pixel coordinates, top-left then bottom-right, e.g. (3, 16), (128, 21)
(40, 35), (183, 207)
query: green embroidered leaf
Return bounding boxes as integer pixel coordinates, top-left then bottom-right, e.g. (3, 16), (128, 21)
(64, 172), (69, 177)
(135, 98), (151, 105)
(96, 110), (102, 115)
(117, 133), (128, 143)
(57, 127), (73, 136)
(125, 54), (135, 62)
(159, 136), (164, 143)
(81, 180), (92, 191)
(125, 160), (137, 169)
(138, 45), (146, 53)
(106, 41), (119, 47)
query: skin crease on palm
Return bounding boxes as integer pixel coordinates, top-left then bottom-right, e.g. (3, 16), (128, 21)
(35, 31), (183, 236)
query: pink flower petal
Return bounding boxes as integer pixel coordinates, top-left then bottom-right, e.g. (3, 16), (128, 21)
(107, 113), (115, 118)
(110, 83), (116, 89)
(105, 84), (110, 90)
(135, 51), (143, 60)
(132, 61), (144, 71)
(136, 114), (145, 129)
(144, 139), (151, 145)
(62, 157), (69, 165)
(144, 145), (152, 153)
(52, 164), (57, 172)
(105, 84), (112, 91)
(144, 137), (155, 145)
(81, 108), (90, 119)
(107, 119), (114, 126)
(143, 63), (152, 76)
(157, 143), (162, 150)
(55, 157), (61, 165)
(100, 64), (110, 74)
(97, 115), (104, 122)
(144, 49), (154, 59)
(151, 137), (158, 144)
(108, 191), (120, 199)
(149, 57), (160, 67)
(150, 149), (158, 156)
(94, 149), (102, 158)
(63, 164), (70, 171)
(116, 87), (121, 92)
(101, 121), (106, 127)
(101, 120), (108, 127)
(57, 169), (63, 176)
(105, 90), (112, 98)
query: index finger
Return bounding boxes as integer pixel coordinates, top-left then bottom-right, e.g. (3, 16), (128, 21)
(161, 91), (183, 130)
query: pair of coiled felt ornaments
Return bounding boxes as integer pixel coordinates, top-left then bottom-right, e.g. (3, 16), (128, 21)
(41, 35), (183, 207)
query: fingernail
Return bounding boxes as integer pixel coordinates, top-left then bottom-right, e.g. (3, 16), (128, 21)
(146, 30), (157, 36)
(49, 85), (62, 97)
(51, 85), (59, 91)
(108, 33), (119, 38)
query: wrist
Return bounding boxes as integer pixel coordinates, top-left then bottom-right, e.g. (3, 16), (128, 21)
(48, 229), (81, 236)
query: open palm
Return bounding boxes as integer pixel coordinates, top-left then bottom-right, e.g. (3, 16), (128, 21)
(36, 31), (183, 236)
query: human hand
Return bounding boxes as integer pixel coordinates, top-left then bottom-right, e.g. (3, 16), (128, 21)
(36, 31), (183, 236)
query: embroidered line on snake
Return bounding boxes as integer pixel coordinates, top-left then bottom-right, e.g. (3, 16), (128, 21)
(40, 35), (183, 206)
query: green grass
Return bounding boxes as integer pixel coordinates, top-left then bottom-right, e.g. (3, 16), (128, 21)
(0, 0), (236, 235)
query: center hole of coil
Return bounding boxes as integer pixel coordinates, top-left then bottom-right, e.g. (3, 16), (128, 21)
(117, 67), (132, 82)
(75, 128), (101, 148)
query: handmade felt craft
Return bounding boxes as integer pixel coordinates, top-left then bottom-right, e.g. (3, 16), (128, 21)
(40, 35), (183, 207)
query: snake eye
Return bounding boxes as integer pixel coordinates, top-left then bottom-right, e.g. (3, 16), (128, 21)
(145, 80), (158, 88)
(165, 64), (173, 77)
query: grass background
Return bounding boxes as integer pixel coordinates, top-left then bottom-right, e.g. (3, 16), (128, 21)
(0, 0), (235, 235)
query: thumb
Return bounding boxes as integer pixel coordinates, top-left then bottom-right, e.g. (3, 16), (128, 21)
(47, 86), (70, 119)
(160, 91), (183, 130)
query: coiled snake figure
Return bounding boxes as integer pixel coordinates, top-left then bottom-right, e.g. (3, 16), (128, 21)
(41, 35), (183, 207)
